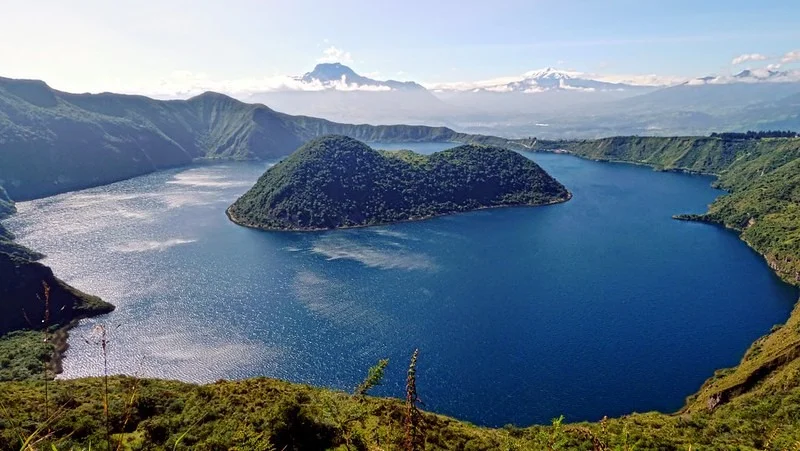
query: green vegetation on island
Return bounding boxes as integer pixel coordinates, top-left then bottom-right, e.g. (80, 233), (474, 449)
(227, 136), (570, 230)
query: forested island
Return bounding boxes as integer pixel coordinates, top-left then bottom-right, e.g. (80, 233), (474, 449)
(227, 135), (571, 230)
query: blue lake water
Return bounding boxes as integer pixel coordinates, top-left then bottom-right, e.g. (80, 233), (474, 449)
(6, 143), (797, 427)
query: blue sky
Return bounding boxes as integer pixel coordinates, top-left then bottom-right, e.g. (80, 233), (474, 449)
(2, 0), (799, 94)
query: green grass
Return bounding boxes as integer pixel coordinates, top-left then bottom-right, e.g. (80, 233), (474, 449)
(0, 331), (51, 382)
(3, 364), (800, 450)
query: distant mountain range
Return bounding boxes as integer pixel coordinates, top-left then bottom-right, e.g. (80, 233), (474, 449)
(688, 68), (800, 85)
(0, 76), (515, 202)
(235, 63), (800, 137)
(0, 63), (798, 202)
(433, 67), (663, 94)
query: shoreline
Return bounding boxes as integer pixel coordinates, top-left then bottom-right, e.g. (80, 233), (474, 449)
(225, 191), (573, 233)
(9, 146), (798, 426)
(530, 148), (722, 177)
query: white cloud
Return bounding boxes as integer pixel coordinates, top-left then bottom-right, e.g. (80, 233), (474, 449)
(426, 75), (524, 91)
(731, 53), (768, 65)
(133, 70), (327, 98)
(592, 73), (688, 86)
(325, 76), (391, 91)
(558, 79), (595, 92)
(317, 46), (353, 64)
(689, 68), (800, 85)
(781, 50), (800, 64)
(767, 63), (782, 70)
(104, 68), (400, 98)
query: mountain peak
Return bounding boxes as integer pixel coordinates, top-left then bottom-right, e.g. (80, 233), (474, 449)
(188, 91), (240, 103)
(0, 77), (58, 107)
(303, 63), (361, 83)
(523, 67), (581, 80)
(300, 64), (425, 91)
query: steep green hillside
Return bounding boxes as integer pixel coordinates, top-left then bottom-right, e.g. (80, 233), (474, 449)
(532, 135), (745, 173)
(0, 77), (477, 202)
(227, 136), (569, 230)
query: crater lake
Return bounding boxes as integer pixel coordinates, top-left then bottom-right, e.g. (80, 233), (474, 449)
(6, 144), (797, 427)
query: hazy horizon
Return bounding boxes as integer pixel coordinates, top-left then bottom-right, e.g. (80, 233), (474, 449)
(3, 0), (799, 98)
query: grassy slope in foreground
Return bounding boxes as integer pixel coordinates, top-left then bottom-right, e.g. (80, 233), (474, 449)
(227, 135), (570, 231)
(3, 362), (800, 450)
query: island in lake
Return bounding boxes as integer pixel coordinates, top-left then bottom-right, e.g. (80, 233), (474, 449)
(227, 135), (571, 231)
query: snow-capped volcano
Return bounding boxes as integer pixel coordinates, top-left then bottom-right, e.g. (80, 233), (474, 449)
(432, 68), (678, 93)
(243, 63), (448, 126)
(298, 63), (426, 91)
